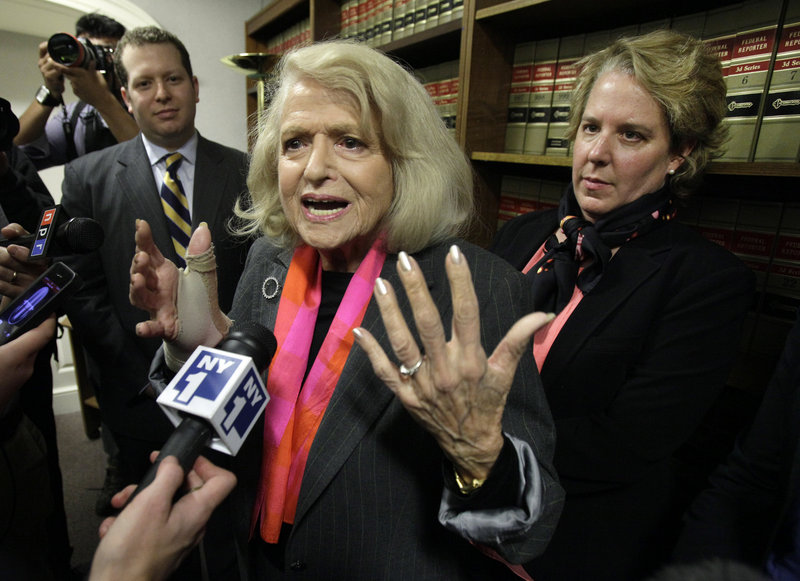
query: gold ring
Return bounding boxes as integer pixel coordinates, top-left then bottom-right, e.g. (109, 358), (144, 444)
(399, 357), (424, 378)
(10, 271), (17, 283)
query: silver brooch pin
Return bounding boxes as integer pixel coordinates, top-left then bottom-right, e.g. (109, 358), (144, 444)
(262, 276), (280, 300)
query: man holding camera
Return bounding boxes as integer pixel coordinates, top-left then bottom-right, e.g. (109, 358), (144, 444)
(14, 13), (139, 169)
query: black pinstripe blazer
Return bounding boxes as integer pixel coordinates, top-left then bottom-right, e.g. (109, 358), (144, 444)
(213, 237), (564, 580)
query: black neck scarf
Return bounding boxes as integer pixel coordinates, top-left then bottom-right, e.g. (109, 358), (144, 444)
(528, 182), (676, 313)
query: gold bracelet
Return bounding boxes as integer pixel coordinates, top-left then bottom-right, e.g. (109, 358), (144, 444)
(453, 466), (486, 495)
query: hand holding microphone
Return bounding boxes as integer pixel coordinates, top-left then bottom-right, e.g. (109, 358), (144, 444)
(90, 455), (237, 581)
(125, 322), (277, 505)
(0, 205), (104, 258)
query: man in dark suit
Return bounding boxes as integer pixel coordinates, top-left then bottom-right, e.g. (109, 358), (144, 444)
(672, 309), (800, 577)
(60, 26), (251, 489)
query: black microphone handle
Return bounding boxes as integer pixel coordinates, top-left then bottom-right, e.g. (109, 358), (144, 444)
(124, 416), (213, 506)
(0, 232), (37, 248)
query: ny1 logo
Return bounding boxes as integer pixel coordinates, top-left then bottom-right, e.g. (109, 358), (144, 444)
(174, 350), (266, 437)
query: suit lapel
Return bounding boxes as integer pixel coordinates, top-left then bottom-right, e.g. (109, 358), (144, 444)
(115, 138), (175, 255)
(293, 248), (445, 523)
(542, 234), (670, 381)
(192, 136), (236, 231)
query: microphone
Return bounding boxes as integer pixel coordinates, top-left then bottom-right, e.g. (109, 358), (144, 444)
(0, 206), (104, 258)
(127, 322), (277, 504)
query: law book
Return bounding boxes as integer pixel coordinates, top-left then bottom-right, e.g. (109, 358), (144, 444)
(401, 0), (416, 37)
(669, 10), (707, 38)
(504, 42), (535, 154)
(355, 0), (369, 41)
(539, 179), (567, 210)
(424, 0), (440, 31)
(497, 175), (542, 227)
(582, 28), (610, 58)
(695, 196), (740, 251)
(775, 202), (800, 264)
(609, 24), (639, 42)
(392, 0), (407, 40)
(441, 61), (460, 139)
(754, 0), (800, 161)
(732, 200), (781, 260)
(638, 18), (672, 35)
(763, 202), (800, 327)
(414, 0), (428, 33)
(718, 0), (783, 161)
(365, 0), (381, 45)
(522, 37), (559, 156)
(451, 0), (464, 23)
(732, 200), (782, 292)
(676, 196), (701, 227)
(544, 34), (584, 157)
(376, 0), (394, 45)
(340, 0), (357, 39)
(418, 62), (457, 132)
(438, 0), (454, 25)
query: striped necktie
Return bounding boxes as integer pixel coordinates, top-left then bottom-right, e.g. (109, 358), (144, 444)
(160, 152), (191, 266)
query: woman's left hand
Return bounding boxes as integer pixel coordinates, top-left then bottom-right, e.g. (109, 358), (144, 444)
(354, 244), (553, 485)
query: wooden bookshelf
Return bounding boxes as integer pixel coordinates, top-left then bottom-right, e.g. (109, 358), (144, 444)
(243, 0), (799, 394)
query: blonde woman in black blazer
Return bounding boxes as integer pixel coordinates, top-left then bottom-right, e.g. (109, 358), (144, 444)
(491, 30), (755, 581)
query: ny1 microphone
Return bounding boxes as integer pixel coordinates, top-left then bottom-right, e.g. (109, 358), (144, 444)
(127, 322), (277, 504)
(0, 206), (104, 258)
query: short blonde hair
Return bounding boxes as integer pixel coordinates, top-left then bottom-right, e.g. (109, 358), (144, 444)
(567, 29), (728, 197)
(235, 40), (474, 253)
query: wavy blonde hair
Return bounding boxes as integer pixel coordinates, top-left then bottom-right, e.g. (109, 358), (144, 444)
(567, 29), (728, 197)
(235, 40), (474, 253)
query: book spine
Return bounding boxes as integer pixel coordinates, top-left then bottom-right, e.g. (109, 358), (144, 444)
(504, 42), (535, 154)
(522, 38), (559, 155)
(755, 0), (800, 161)
(544, 36), (584, 157)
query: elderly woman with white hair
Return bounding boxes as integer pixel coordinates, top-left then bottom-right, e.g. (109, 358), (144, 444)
(129, 39), (563, 579)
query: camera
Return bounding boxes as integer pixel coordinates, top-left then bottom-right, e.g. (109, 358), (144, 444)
(0, 97), (20, 152)
(47, 32), (114, 74)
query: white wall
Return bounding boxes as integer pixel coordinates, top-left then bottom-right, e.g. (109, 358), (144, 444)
(127, 0), (269, 151)
(1, 0), (275, 413)
(4, 0), (272, 152)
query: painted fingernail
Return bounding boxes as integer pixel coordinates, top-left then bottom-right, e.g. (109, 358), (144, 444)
(352, 328), (364, 340)
(450, 244), (462, 265)
(399, 251), (412, 272)
(375, 278), (388, 296)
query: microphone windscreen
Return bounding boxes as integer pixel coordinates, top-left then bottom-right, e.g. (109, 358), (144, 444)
(219, 322), (278, 372)
(63, 217), (104, 253)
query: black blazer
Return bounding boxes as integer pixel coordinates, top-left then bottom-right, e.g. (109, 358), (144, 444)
(491, 208), (755, 580)
(205, 237), (564, 580)
(673, 310), (800, 570)
(60, 134), (251, 441)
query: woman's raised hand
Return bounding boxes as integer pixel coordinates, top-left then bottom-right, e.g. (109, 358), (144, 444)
(353, 244), (553, 484)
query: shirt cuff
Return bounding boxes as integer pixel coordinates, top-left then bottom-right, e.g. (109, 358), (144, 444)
(438, 434), (544, 547)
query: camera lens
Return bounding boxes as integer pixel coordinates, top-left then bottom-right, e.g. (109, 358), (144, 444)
(47, 33), (86, 67)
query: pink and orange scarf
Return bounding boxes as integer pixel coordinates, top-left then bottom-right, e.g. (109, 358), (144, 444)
(252, 241), (386, 543)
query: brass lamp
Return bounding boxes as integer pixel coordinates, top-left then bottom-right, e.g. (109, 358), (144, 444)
(220, 52), (280, 125)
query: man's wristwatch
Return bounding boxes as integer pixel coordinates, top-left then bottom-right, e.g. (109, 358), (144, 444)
(35, 85), (62, 107)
